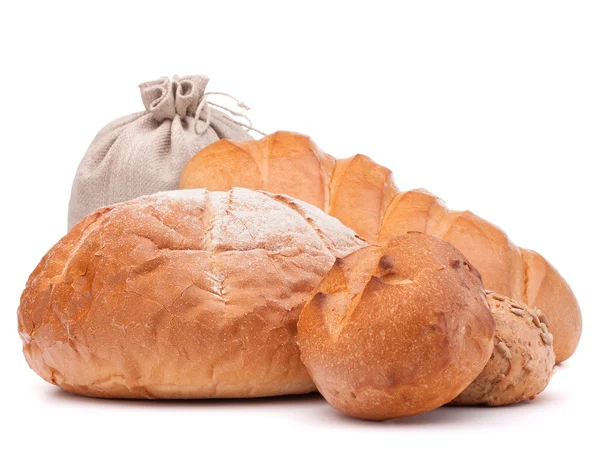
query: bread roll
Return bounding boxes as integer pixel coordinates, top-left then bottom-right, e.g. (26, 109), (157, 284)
(297, 233), (495, 420)
(452, 291), (555, 406)
(180, 131), (581, 363)
(18, 188), (366, 398)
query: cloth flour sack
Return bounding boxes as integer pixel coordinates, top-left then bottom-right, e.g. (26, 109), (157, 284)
(68, 75), (255, 229)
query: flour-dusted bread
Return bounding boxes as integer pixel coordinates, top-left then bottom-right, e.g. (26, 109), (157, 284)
(452, 291), (555, 406)
(180, 131), (581, 363)
(18, 188), (366, 399)
(297, 233), (495, 420)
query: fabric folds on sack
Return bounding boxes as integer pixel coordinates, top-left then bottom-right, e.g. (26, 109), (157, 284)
(68, 75), (254, 229)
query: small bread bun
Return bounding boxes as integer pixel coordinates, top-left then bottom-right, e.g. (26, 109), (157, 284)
(18, 188), (366, 399)
(451, 291), (555, 406)
(297, 233), (495, 420)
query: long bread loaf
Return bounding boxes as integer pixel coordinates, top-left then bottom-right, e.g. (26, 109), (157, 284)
(180, 131), (581, 363)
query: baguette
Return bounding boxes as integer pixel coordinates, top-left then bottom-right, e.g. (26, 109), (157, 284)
(180, 131), (581, 363)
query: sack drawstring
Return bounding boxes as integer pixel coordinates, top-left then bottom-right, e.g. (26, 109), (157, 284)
(194, 92), (266, 137)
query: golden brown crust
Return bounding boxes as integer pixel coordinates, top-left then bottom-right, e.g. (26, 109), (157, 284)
(180, 131), (336, 211)
(297, 234), (495, 420)
(382, 190), (578, 363)
(519, 249), (581, 363)
(180, 131), (581, 363)
(265, 132), (337, 211)
(328, 154), (398, 242)
(452, 291), (555, 406)
(18, 188), (366, 398)
(382, 191), (526, 300)
(179, 139), (265, 193)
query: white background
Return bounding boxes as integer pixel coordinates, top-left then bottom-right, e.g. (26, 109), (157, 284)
(1, 1), (598, 450)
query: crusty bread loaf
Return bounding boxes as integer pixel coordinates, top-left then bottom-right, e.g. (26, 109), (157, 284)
(180, 131), (581, 363)
(297, 233), (495, 420)
(452, 291), (555, 406)
(18, 188), (366, 398)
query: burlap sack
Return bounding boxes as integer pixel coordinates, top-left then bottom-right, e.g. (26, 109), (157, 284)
(68, 75), (255, 229)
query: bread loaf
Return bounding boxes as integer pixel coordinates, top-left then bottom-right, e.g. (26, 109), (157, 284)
(452, 291), (555, 406)
(297, 233), (495, 420)
(18, 188), (366, 398)
(180, 131), (581, 363)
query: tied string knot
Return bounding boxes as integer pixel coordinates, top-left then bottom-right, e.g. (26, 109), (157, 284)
(194, 92), (265, 137)
(139, 75), (265, 137)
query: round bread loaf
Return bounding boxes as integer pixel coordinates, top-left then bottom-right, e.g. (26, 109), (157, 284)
(18, 188), (366, 399)
(297, 233), (495, 420)
(451, 291), (555, 406)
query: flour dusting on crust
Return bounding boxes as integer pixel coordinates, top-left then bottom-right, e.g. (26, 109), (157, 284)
(18, 188), (367, 399)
